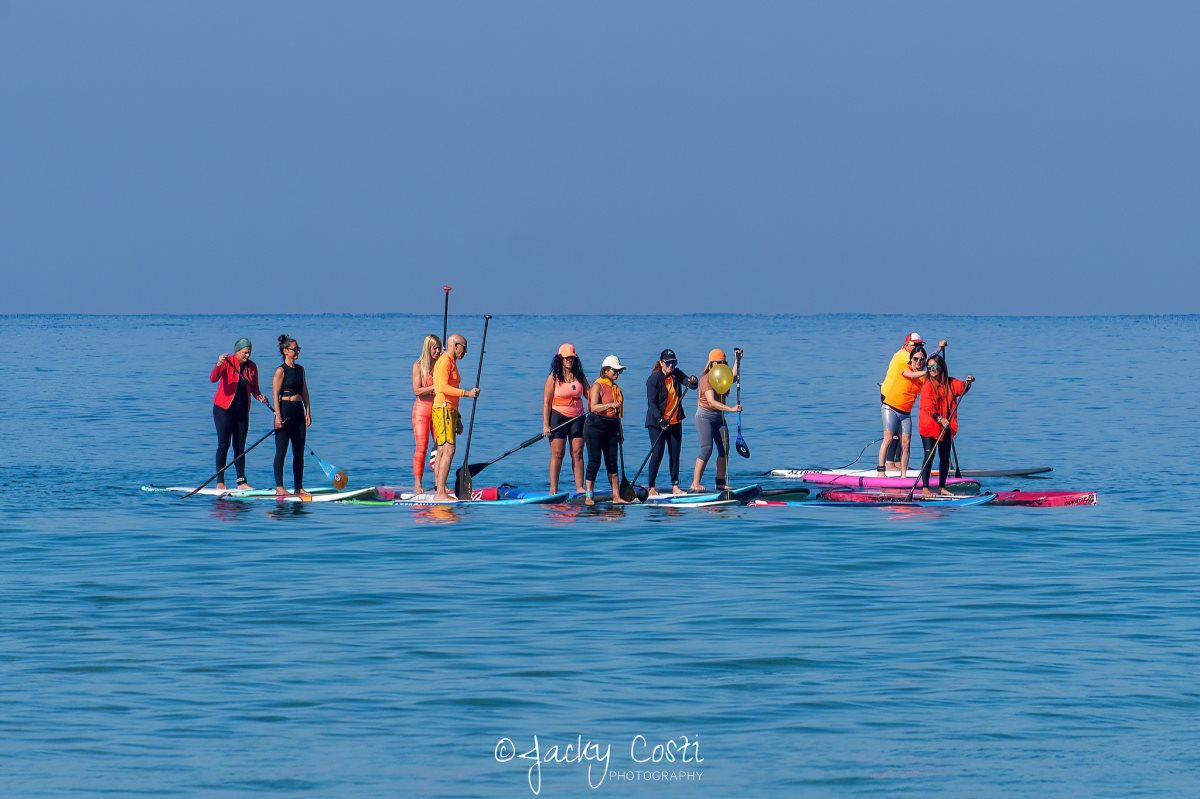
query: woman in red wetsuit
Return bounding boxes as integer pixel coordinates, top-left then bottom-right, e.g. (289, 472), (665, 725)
(917, 354), (974, 497)
(209, 337), (270, 490)
(411, 334), (442, 493)
(542, 343), (590, 494)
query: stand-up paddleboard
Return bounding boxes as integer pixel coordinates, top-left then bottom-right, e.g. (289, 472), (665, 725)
(789, 471), (981, 493)
(143, 485), (341, 498)
(818, 489), (996, 506)
(769, 466), (1050, 479)
(750, 493), (995, 508)
(350, 490), (571, 507)
(990, 490), (1097, 507)
(375, 485), (501, 502)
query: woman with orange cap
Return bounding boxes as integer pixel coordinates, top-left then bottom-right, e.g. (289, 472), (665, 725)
(689, 348), (742, 492)
(542, 343), (590, 494)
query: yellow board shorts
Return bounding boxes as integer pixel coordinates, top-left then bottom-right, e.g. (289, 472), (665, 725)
(432, 406), (463, 446)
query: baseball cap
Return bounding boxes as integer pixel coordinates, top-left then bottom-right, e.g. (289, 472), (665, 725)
(905, 332), (925, 345)
(558, 343), (577, 358)
(660, 348), (677, 363)
(601, 354), (625, 372)
(707, 348), (726, 363)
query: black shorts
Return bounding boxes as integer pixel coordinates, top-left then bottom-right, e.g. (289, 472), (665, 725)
(549, 410), (585, 440)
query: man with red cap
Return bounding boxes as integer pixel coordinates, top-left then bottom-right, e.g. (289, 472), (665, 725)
(878, 332), (945, 476)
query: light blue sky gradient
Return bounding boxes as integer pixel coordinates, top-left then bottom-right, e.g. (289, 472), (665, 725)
(2, 1), (1196, 314)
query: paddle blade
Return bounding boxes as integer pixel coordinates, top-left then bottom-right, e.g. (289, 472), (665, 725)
(454, 466), (473, 500)
(735, 436), (750, 459)
(333, 469), (348, 490)
(619, 478), (638, 503)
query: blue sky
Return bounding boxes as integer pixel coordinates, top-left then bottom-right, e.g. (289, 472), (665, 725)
(2, 1), (1196, 315)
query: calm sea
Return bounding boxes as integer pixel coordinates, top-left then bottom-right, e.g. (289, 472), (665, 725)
(1, 313), (1197, 798)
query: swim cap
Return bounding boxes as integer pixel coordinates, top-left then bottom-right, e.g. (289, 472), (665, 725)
(234, 338), (252, 351)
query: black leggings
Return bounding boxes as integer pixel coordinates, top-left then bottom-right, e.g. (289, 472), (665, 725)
(647, 423), (683, 488)
(920, 435), (954, 489)
(584, 416), (621, 482)
(274, 401), (307, 489)
(213, 396), (250, 484)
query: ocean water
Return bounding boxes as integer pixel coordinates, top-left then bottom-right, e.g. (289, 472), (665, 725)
(1, 313), (1197, 798)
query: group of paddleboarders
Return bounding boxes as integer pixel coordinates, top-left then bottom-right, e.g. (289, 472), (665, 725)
(208, 335), (312, 497)
(204, 327), (971, 502)
(878, 332), (975, 497)
(408, 337), (743, 504)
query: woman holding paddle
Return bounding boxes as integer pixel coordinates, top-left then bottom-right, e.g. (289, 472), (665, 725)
(583, 355), (629, 505)
(917, 354), (974, 498)
(644, 349), (698, 497)
(410, 333), (442, 493)
(272, 334), (312, 498)
(689, 348), (742, 492)
(542, 343), (590, 495)
(210, 338), (270, 491)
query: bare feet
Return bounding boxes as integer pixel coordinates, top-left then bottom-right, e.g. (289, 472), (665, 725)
(296, 490), (312, 501)
(688, 484), (705, 493)
(585, 496), (595, 506)
(275, 487), (287, 496)
(613, 498), (629, 505)
(939, 489), (954, 497)
(921, 488), (936, 499)
(432, 492), (456, 502)
(647, 487), (660, 497)
(237, 482), (255, 491)
(672, 485), (686, 496)
(414, 485), (425, 495)
(216, 482), (227, 491)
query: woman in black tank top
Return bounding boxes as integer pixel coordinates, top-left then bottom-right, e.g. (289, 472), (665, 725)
(272, 334), (312, 497)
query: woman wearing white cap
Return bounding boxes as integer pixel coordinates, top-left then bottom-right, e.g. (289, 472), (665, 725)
(542, 343), (590, 494)
(583, 355), (629, 505)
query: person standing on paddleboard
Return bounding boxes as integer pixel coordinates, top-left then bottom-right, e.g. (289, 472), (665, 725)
(878, 332), (944, 477)
(645, 349), (698, 497)
(918, 354), (974, 497)
(210, 338), (270, 491)
(689, 348), (742, 492)
(583, 355), (629, 506)
(272, 335), (312, 498)
(410, 334), (442, 493)
(543, 343), (590, 495)
(431, 333), (480, 501)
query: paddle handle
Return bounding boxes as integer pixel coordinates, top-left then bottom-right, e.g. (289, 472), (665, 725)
(442, 285), (452, 349)
(458, 314), (490, 469)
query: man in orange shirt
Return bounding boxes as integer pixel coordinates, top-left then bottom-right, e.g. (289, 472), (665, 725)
(432, 333), (481, 500)
(878, 332), (945, 477)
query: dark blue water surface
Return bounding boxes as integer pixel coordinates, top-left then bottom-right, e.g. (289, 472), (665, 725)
(2, 314), (1198, 798)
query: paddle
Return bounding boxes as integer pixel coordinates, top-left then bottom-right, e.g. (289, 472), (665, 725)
(442, 285), (452, 349)
(181, 428), (277, 499)
(617, 419), (642, 502)
(454, 314), (491, 499)
(937, 342), (963, 478)
(306, 444), (348, 489)
(733, 348), (750, 458)
(628, 382), (690, 494)
(906, 377), (973, 501)
(458, 414), (577, 482)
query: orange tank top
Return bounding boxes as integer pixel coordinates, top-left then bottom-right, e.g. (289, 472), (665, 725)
(551, 378), (585, 417)
(415, 368), (434, 406)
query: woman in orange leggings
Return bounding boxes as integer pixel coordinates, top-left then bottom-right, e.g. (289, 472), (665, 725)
(411, 334), (442, 493)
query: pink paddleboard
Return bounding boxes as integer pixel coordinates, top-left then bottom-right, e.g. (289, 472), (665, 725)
(798, 471), (981, 492)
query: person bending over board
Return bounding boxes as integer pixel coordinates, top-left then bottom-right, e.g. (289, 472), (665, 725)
(878, 332), (945, 477)
(645, 349), (699, 497)
(543, 343), (590, 495)
(689, 348), (742, 492)
(918, 355), (974, 497)
(411, 334), (442, 494)
(273, 335), (311, 498)
(210, 337), (270, 491)
(432, 333), (480, 501)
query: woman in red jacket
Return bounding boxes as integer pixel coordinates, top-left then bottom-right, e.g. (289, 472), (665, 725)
(210, 337), (270, 490)
(917, 354), (974, 498)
